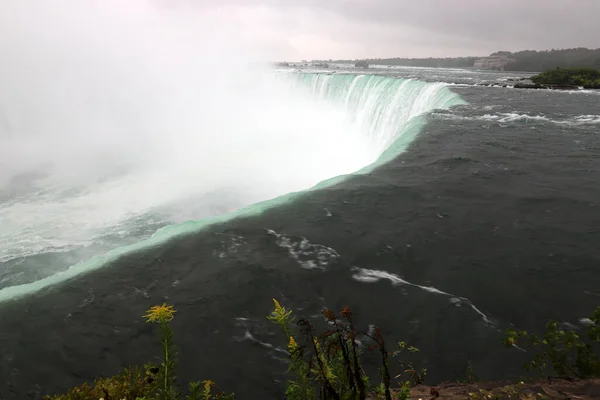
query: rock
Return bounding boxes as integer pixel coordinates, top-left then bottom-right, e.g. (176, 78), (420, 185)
(547, 84), (580, 90)
(401, 378), (600, 400)
(514, 83), (545, 89)
(513, 83), (580, 90)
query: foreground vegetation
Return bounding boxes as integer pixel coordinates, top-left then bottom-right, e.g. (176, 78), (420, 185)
(531, 68), (600, 89)
(48, 302), (600, 400)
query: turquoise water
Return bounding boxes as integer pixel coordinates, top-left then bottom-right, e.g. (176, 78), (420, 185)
(0, 72), (465, 302)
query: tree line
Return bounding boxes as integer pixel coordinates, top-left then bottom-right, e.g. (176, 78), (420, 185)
(315, 48), (600, 72)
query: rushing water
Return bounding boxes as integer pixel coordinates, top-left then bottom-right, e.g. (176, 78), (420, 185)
(2, 64), (599, 398)
(1, 3), (600, 399)
(0, 72), (464, 298)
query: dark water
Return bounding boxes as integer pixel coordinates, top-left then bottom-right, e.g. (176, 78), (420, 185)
(1, 80), (600, 399)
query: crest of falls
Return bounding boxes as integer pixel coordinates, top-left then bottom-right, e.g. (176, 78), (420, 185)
(280, 72), (465, 157)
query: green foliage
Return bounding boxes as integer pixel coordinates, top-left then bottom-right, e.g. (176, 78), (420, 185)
(531, 67), (600, 88)
(504, 306), (600, 378)
(157, 318), (179, 399)
(47, 304), (234, 400)
(46, 364), (159, 400)
(316, 48), (600, 72)
(267, 299), (296, 339)
(268, 300), (424, 400)
(268, 299), (314, 400)
(48, 299), (600, 400)
(505, 48), (600, 72)
(269, 300), (365, 399)
(393, 341), (427, 387)
(458, 360), (478, 384)
(393, 382), (411, 400)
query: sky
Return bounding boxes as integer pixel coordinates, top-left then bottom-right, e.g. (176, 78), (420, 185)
(1, 0), (599, 64)
(176, 0), (600, 61)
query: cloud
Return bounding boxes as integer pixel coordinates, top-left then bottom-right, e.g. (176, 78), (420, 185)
(2, 0), (599, 61)
(160, 0), (600, 60)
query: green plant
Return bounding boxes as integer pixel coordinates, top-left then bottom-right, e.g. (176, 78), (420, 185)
(46, 364), (159, 400)
(531, 67), (600, 88)
(267, 299), (424, 400)
(393, 381), (411, 400)
(46, 300), (600, 400)
(504, 306), (600, 378)
(457, 360), (478, 384)
(268, 299), (315, 400)
(47, 304), (234, 400)
(393, 341), (427, 386)
(142, 305), (234, 400)
(366, 326), (392, 400)
(188, 380), (235, 400)
(372, 383), (387, 400)
(268, 299), (373, 399)
(145, 304), (179, 400)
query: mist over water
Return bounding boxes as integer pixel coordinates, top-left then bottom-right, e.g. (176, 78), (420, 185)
(2, 4), (600, 399)
(0, 3), (370, 255)
(0, 1), (463, 297)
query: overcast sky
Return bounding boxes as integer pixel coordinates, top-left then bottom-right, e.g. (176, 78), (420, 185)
(2, 1), (599, 63)
(178, 0), (600, 60)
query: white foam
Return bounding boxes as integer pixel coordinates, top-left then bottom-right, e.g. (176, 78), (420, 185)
(352, 267), (494, 325)
(267, 229), (340, 270)
(579, 318), (595, 326)
(434, 112), (600, 126)
(0, 2), (464, 300)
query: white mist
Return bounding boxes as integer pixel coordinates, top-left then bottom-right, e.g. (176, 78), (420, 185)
(0, 1), (376, 264)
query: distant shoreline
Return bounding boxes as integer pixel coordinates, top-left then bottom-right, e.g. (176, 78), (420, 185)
(290, 47), (600, 73)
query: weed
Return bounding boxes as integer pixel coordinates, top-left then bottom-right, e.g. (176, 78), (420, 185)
(267, 299), (423, 400)
(47, 304), (233, 400)
(504, 306), (600, 378)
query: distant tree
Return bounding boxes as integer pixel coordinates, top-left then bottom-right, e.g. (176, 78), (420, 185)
(317, 48), (600, 72)
(531, 67), (600, 88)
(506, 48), (600, 72)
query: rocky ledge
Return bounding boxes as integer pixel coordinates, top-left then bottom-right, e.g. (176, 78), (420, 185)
(478, 78), (583, 90)
(513, 82), (580, 90)
(379, 377), (600, 399)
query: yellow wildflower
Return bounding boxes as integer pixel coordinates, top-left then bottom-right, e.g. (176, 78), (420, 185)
(288, 336), (298, 352)
(202, 379), (215, 397)
(203, 379), (215, 389)
(144, 303), (176, 323)
(268, 298), (293, 323)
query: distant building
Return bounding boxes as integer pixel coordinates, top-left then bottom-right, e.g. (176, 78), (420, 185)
(473, 55), (516, 71)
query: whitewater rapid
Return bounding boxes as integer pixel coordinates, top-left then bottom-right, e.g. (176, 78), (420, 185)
(0, 72), (464, 301)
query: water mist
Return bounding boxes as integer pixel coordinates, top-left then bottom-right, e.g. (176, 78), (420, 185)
(0, 1), (463, 300)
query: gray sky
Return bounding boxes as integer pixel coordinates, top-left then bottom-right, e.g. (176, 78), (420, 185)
(2, 0), (599, 63)
(180, 0), (600, 60)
